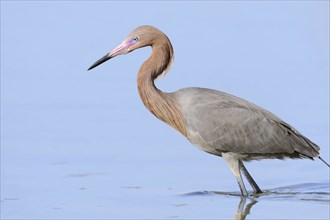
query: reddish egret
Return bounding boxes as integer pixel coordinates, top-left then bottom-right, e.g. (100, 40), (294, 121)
(88, 25), (329, 196)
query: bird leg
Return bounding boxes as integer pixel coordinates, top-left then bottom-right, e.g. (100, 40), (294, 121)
(222, 152), (248, 196)
(239, 161), (263, 194)
(236, 173), (248, 196)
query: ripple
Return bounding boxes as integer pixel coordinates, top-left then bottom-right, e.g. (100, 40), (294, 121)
(67, 172), (107, 178)
(181, 190), (213, 196)
(262, 182), (330, 202)
(180, 182), (330, 202)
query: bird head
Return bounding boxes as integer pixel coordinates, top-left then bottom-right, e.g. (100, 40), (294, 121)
(87, 25), (162, 71)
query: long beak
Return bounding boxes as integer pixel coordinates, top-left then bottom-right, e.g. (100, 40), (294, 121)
(87, 42), (129, 71)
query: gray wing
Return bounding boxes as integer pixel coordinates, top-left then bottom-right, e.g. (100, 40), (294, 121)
(172, 87), (319, 160)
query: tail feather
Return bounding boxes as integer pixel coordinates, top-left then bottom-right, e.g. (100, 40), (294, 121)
(318, 156), (330, 168)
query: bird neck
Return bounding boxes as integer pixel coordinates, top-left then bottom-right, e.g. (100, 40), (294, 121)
(137, 44), (187, 137)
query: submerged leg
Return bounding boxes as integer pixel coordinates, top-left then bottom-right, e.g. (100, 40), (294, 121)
(222, 152), (248, 196)
(239, 161), (263, 194)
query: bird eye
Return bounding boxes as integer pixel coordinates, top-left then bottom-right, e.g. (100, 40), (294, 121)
(132, 37), (139, 42)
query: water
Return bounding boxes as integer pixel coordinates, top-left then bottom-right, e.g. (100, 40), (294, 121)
(1, 128), (329, 219)
(2, 169), (329, 219)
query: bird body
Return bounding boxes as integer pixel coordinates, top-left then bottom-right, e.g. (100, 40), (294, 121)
(171, 87), (319, 160)
(88, 25), (329, 196)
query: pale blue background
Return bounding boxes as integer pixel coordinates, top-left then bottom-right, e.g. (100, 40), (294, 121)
(1, 1), (329, 219)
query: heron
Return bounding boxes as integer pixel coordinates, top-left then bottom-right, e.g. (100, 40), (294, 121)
(88, 25), (329, 196)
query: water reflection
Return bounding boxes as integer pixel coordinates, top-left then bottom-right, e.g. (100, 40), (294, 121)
(235, 197), (257, 220)
(182, 182), (329, 219)
(182, 191), (258, 219)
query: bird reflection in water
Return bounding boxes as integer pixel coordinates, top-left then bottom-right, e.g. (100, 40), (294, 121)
(235, 197), (257, 220)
